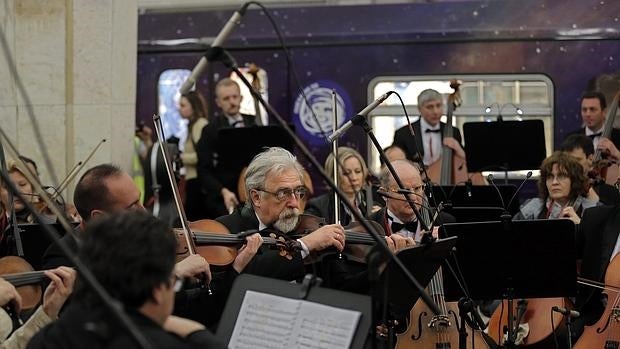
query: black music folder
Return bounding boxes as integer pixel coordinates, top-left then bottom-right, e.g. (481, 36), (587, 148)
(16, 223), (70, 270)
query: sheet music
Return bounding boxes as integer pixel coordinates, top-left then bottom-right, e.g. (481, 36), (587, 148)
(228, 290), (361, 349)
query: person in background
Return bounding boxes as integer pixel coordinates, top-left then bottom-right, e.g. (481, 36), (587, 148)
(305, 147), (376, 225)
(560, 134), (620, 205)
(514, 151), (599, 224)
(178, 91), (209, 220)
(197, 78), (257, 218)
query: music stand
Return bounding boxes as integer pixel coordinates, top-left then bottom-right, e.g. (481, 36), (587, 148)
(217, 125), (295, 172)
(440, 219), (576, 348)
(382, 237), (458, 318)
(463, 120), (546, 174)
(17, 223), (70, 270)
(430, 185), (519, 215)
(217, 273), (372, 349)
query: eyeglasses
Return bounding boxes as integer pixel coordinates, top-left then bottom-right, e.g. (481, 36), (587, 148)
(256, 186), (307, 201)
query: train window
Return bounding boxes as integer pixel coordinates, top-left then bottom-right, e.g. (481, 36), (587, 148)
(367, 74), (554, 175)
(157, 69), (191, 151)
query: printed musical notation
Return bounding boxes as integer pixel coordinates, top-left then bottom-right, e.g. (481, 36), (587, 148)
(228, 290), (361, 349)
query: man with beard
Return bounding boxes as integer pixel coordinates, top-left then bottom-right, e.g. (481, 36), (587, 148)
(216, 147), (347, 281)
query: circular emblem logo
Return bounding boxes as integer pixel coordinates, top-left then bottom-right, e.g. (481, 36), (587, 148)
(292, 81), (352, 145)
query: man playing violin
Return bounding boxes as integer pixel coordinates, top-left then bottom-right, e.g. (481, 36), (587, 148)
(41, 164), (262, 328)
(370, 159), (454, 241)
(217, 147), (348, 281)
(560, 134), (620, 205)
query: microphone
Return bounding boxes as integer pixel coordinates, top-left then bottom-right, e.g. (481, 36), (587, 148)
(552, 306), (580, 318)
(465, 178), (473, 198)
(326, 91), (394, 142)
(179, 2), (251, 94)
(487, 174), (506, 212)
(505, 171), (533, 214)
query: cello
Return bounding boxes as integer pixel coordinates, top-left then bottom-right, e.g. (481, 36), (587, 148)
(395, 268), (491, 349)
(573, 254), (620, 349)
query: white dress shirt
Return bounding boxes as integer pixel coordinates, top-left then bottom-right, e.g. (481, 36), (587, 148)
(420, 118), (442, 166)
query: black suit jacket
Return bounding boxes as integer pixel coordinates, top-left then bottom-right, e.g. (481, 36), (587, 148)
(42, 229), (80, 270)
(392, 120), (463, 163)
(567, 127), (620, 150)
(576, 205), (620, 318)
(216, 207), (306, 281)
(197, 114), (256, 217)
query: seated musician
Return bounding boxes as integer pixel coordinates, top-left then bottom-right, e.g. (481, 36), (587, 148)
(392, 89), (465, 166)
(560, 134), (620, 205)
(305, 146), (377, 225)
(370, 159), (455, 242)
(573, 203), (620, 342)
(28, 211), (225, 349)
(216, 147), (414, 293)
(514, 151), (599, 223)
(0, 267), (75, 349)
(216, 147), (347, 281)
(41, 164), (262, 328)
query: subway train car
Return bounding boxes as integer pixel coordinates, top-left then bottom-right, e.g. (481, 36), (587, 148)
(136, 0), (620, 197)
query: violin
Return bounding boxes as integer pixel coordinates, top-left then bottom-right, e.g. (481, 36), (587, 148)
(574, 254), (620, 349)
(285, 214), (383, 263)
(0, 256), (43, 313)
(175, 219), (301, 267)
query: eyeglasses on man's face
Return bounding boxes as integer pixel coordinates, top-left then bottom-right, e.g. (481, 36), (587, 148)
(256, 186), (307, 201)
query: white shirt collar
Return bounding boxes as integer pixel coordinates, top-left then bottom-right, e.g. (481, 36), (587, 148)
(420, 117), (440, 132)
(585, 126), (604, 136)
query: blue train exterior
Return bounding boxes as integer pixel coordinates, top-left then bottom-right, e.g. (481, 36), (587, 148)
(137, 0), (620, 192)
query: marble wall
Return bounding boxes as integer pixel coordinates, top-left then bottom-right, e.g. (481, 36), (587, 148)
(0, 0), (137, 201)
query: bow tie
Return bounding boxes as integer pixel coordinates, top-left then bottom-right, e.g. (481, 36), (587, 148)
(425, 128), (441, 133)
(588, 132), (602, 139)
(391, 220), (418, 233)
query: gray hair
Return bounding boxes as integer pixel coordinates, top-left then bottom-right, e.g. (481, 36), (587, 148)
(378, 159), (421, 188)
(417, 89), (442, 108)
(244, 147), (304, 208)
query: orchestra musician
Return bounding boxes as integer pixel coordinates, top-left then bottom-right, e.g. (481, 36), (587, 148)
(370, 159), (454, 241)
(560, 134), (620, 205)
(567, 91), (620, 150)
(41, 164), (262, 328)
(0, 268), (75, 349)
(27, 211), (226, 349)
(197, 78), (257, 219)
(514, 151), (599, 223)
(573, 203), (620, 341)
(215, 147), (347, 281)
(392, 89), (465, 167)
(305, 146), (377, 225)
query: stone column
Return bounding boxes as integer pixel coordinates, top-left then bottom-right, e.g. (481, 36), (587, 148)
(0, 0), (137, 200)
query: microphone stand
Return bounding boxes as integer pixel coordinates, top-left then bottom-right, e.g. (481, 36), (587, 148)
(0, 139), (24, 257)
(212, 48), (441, 342)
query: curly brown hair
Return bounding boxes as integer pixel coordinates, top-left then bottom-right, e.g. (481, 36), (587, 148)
(538, 151), (588, 203)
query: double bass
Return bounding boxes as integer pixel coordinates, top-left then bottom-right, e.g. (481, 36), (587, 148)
(589, 91), (620, 186)
(426, 80), (486, 186)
